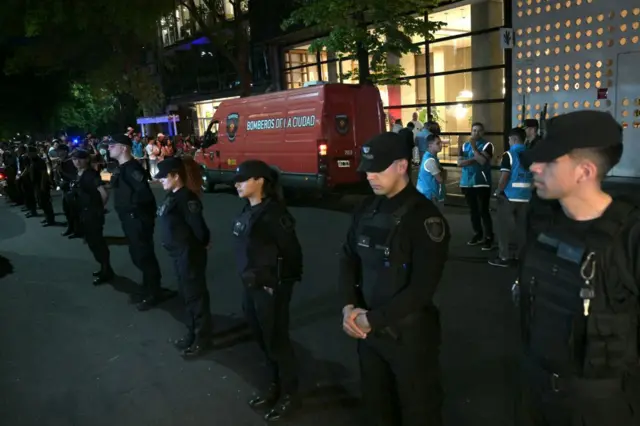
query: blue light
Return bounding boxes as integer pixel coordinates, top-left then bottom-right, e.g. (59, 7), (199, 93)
(73, 139), (79, 144)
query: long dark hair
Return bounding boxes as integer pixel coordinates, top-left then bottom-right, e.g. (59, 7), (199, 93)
(262, 168), (284, 202)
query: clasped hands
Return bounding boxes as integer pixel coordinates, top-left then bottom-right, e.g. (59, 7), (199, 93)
(342, 305), (371, 339)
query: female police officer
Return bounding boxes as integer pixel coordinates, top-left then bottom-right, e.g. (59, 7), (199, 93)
(232, 160), (303, 422)
(71, 149), (114, 286)
(154, 156), (213, 359)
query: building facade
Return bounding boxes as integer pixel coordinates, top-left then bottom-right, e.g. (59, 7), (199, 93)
(512, 0), (640, 178)
(270, 0), (510, 163)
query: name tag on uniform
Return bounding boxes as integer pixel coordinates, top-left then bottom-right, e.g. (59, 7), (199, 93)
(357, 235), (371, 248)
(557, 242), (585, 264)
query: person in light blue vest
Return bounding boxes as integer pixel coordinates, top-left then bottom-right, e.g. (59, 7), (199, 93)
(457, 122), (495, 250)
(489, 127), (533, 268)
(415, 126), (431, 161)
(417, 134), (446, 205)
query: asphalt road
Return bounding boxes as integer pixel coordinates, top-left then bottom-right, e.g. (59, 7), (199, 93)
(0, 187), (519, 426)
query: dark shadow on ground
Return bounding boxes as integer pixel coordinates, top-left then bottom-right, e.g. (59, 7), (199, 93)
(104, 236), (130, 246)
(0, 255), (14, 279)
(202, 339), (361, 425)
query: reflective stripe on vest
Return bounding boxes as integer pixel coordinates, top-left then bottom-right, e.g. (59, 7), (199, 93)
(416, 151), (445, 202)
(504, 144), (533, 202)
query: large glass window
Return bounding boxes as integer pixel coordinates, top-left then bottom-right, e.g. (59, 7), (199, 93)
(279, 0), (508, 162)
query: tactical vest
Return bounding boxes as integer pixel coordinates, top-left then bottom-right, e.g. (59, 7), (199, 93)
(354, 197), (418, 310)
(416, 151), (446, 202)
(503, 144), (533, 202)
(460, 140), (492, 188)
(232, 200), (278, 288)
(520, 199), (639, 379)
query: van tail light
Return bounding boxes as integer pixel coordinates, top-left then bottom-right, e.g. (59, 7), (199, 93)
(318, 141), (328, 156)
(317, 139), (328, 172)
(0, 173), (5, 180)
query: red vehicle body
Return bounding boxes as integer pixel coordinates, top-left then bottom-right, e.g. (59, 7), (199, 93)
(195, 83), (386, 191)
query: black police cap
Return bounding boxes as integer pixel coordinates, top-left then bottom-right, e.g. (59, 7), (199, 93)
(109, 134), (133, 147)
(357, 132), (409, 173)
(154, 157), (183, 179)
(71, 149), (90, 159)
(233, 160), (275, 183)
(524, 110), (622, 164)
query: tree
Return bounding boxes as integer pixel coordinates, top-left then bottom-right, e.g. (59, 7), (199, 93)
(1, 0), (175, 115)
(55, 83), (118, 131)
(282, 0), (443, 85)
(174, 0), (253, 96)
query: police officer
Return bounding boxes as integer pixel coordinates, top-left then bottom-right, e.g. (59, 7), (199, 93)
(108, 134), (173, 311)
(232, 160), (303, 422)
(30, 147), (55, 226)
(71, 149), (114, 285)
(154, 157), (213, 358)
(57, 145), (81, 237)
(340, 132), (450, 426)
(516, 111), (640, 425)
(19, 146), (38, 217)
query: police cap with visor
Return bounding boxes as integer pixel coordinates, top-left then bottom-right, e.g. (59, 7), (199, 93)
(524, 110), (623, 164)
(109, 134), (133, 148)
(357, 132), (411, 173)
(154, 157), (183, 180)
(70, 149), (90, 159)
(233, 160), (275, 183)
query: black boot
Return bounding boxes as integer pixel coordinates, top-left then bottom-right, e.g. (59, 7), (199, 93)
(61, 229), (74, 237)
(264, 394), (301, 422)
(171, 333), (195, 351)
(181, 336), (211, 359)
(248, 382), (280, 410)
(93, 267), (114, 286)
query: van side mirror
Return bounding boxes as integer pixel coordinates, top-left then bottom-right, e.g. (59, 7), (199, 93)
(202, 120), (219, 148)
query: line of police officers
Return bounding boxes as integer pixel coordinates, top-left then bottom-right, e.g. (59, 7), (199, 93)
(5, 109), (640, 425)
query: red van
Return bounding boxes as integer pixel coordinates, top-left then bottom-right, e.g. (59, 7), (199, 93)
(195, 83), (386, 191)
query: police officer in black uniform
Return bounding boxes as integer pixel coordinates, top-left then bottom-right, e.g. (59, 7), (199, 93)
(232, 160), (303, 422)
(154, 157), (213, 358)
(108, 135), (173, 311)
(71, 149), (114, 285)
(515, 111), (640, 426)
(340, 132), (450, 426)
(57, 145), (81, 237)
(30, 147), (55, 226)
(19, 146), (38, 217)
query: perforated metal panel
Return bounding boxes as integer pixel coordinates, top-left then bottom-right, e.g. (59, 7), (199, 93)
(512, 2), (640, 177)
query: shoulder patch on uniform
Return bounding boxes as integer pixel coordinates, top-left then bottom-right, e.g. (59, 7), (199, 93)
(131, 169), (144, 182)
(279, 214), (295, 231)
(187, 200), (201, 213)
(424, 216), (446, 243)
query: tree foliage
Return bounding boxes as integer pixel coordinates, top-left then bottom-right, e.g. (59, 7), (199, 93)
(55, 83), (117, 131)
(174, 0), (253, 96)
(283, 0), (443, 85)
(1, 0), (175, 115)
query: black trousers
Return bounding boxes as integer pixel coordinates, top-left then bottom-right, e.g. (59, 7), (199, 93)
(243, 283), (298, 394)
(6, 178), (23, 204)
(520, 363), (640, 426)
(358, 317), (443, 426)
(37, 188), (55, 223)
(81, 210), (110, 268)
(63, 191), (82, 234)
(20, 178), (37, 213)
(462, 186), (493, 239)
(119, 213), (162, 295)
(171, 247), (212, 339)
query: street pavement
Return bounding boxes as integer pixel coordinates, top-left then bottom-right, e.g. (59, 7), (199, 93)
(0, 186), (519, 426)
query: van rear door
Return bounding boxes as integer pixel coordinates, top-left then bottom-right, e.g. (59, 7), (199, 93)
(322, 98), (358, 185)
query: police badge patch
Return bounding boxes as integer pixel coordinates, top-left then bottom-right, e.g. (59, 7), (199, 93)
(424, 217), (446, 242)
(226, 113), (240, 142)
(131, 169), (144, 182)
(279, 214), (295, 231)
(187, 200), (201, 213)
